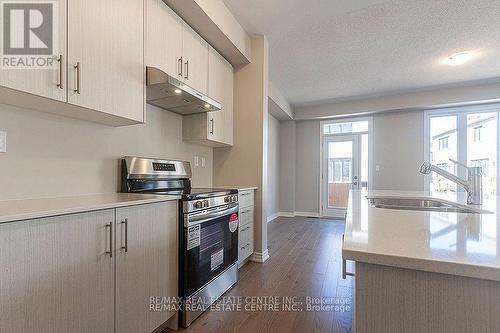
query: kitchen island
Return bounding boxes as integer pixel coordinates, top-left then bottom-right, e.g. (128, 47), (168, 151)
(343, 190), (500, 333)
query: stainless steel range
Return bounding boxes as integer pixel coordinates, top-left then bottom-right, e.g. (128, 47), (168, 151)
(121, 156), (239, 327)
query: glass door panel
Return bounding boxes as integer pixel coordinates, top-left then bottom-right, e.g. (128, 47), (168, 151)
(328, 140), (353, 209)
(322, 134), (361, 217)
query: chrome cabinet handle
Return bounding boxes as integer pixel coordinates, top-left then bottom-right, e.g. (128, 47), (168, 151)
(184, 60), (189, 80)
(121, 218), (128, 252)
(73, 62), (81, 94)
(105, 222), (113, 258)
(241, 209), (251, 214)
(209, 118), (214, 135)
(56, 55), (63, 89)
(341, 235), (354, 279)
(178, 56), (183, 76)
(241, 193), (250, 196)
(241, 226), (250, 231)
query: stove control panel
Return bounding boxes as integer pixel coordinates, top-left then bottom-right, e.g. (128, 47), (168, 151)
(224, 195), (238, 203)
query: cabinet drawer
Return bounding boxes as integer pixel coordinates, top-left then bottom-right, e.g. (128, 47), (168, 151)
(239, 207), (253, 226)
(238, 190), (254, 209)
(239, 222), (253, 243)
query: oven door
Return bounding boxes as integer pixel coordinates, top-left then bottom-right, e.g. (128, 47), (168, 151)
(182, 203), (239, 297)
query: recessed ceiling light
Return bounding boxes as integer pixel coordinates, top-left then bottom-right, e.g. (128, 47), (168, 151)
(444, 51), (473, 66)
(174, 89), (182, 94)
(204, 103), (211, 109)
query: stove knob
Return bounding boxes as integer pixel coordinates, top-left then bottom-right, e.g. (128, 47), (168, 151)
(194, 201), (203, 209)
(233, 195), (238, 202)
(203, 200), (209, 208)
(224, 196), (230, 203)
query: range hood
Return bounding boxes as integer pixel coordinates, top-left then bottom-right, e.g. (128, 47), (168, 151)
(146, 66), (221, 115)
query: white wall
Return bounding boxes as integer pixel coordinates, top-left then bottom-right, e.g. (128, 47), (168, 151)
(266, 114), (280, 220)
(0, 104), (213, 200)
(282, 111), (426, 214)
(295, 120), (320, 213)
(372, 111), (425, 190)
(278, 120), (296, 213)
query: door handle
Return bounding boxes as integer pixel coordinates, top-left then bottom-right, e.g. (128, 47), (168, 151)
(184, 60), (189, 80)
(56, 55), (63, 89)
(178, 56), (183, 77)
(121, 218), (128, 252)
(73, 62), (81, 94)
(209, 118), (214, 135)
(105, 222), (113, 258)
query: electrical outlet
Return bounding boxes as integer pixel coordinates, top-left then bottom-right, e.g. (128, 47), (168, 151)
(194, 156), (199, 167)
(0, 131), (6, 153)
(375, 165), (380, 172)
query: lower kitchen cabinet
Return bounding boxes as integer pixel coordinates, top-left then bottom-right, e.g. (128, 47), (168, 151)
(115, 201), (178, 333)
(238, 189), (255, 266)
(0, 200), (177, 333)
(0, 209), (115, 333)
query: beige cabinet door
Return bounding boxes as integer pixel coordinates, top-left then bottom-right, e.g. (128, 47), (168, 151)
(182, 23), (208, 94)
(0, 210), (115, 333)
(0, 0), (67, 102)
(208, 46), (233, 145)
(146, 0), (183, 79)
(67, 0), (144, 122)
(115, 201), (178, 333)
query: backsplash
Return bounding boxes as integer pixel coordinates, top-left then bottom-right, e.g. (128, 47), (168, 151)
(0, 103), (213, 200)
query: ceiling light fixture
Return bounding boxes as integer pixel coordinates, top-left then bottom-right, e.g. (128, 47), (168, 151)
(174, 89), (182, 94)
(444, 51), (473, 66)
(204, 103), (211, 109)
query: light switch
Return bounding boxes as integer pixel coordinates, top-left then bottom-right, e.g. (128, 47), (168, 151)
(194, 156), (199, 167)
(375, 165), (380, 172)
(0, 131), (6, 153)
(201, 157), (206, 167)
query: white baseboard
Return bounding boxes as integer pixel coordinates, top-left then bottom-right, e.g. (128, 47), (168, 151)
(250, 249), (269, 263)
(293, 211), (321, 218)
(278, 211), (295, 217)
(266, 212), (280, 223)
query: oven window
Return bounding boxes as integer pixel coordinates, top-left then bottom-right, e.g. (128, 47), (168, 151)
(183, 211), (238, 296)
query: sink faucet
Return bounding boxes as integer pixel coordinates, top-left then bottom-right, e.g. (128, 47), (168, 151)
(419, 159), (483, 205)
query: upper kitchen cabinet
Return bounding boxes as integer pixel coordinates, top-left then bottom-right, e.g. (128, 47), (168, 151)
(145, 0), (208, 94)
(183, 46), (233, 147)
(67, 0), (144, 122)
(146, 0), (183, 79)
(0, 0), (67, 102)
(181, 23), (209, 94)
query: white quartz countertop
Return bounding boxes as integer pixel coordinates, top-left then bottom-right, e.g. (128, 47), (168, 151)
(343, 190), (500, 281)
(218, 186), (258, 191)
(0, 193), (180, 224)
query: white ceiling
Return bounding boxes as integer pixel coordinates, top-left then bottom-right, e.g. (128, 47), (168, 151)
(223, 0), (500, 107)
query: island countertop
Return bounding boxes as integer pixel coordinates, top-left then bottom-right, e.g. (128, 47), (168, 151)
(0, 193), (181, 224)
(343, 190), (500, 281)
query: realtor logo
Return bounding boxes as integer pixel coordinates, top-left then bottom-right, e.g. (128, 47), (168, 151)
(1, 0), (58, 69)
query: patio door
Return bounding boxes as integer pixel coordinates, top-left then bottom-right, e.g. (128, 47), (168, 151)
(322, 134), (362, 218)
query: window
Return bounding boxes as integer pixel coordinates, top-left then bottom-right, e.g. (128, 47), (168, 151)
(323, 120), (368, 135)
(330, 159), (352, 183)
(473, 126), (482, 142)
(438, 136), (449, 150)
(427, 108), (498, 199)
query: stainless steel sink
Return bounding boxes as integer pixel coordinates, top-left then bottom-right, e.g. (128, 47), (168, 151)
(366, 196), (492, 214)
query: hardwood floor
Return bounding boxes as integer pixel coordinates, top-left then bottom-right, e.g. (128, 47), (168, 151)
(175, 216), (353, 333)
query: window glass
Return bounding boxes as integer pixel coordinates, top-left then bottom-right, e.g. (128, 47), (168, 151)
(467, 113), (497, 198)
(323, 120), (368, 135)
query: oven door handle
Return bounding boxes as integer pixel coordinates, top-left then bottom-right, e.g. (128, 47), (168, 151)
(185, 204), (239, 227)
